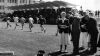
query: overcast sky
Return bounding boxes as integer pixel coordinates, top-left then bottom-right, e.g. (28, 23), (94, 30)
(43, 0), (99, 11)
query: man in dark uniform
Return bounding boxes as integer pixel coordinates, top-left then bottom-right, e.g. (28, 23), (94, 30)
(20, 16), (26, 30)
(71, 13), (81, 55)
(57, 11), (70, 52)
(82, 13), (98, 55)
(79, 13), (89, 50)
(6, 16), (11, 28)
(39, 15), (46, 33)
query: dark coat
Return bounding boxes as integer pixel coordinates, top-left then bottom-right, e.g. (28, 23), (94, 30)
(80, 15), (89, 32)
(86, 18), (98, 34)
(72, 17), (80, 33)
(71, 17), (80, 41)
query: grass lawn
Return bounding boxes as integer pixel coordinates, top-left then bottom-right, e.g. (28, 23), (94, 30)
(0, 22), (65, 56)
(0, 22), (99, 56)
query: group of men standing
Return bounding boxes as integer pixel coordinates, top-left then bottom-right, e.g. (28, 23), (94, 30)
(56, 11), (99, 55)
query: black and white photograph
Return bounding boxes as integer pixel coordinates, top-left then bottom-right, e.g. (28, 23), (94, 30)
(0, 0), (99, 56)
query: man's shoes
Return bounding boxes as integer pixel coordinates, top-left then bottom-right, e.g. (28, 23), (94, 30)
(81, 49), (95, 55)
(81, 49), (90, 54)
(64, 50), (68, 53)
(55, 33), (58, 36)
(79, 47), (85, 50)
(44, 30), (46, 33)
(71, 52), (80, 55)
(10, 25), (12, 27)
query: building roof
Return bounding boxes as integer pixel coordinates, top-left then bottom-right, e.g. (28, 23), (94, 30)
(8, 1), (76, 11)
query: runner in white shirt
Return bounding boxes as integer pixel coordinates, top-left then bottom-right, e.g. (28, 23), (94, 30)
(13, 15), (19, 30)
(29, 15), (34, 32)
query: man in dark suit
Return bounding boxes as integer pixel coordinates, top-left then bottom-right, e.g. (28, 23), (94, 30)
(82, 13), (98, 55)
(71, 13), (81, 55)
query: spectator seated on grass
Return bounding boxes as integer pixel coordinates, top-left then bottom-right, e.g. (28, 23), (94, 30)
(35, 50), (45, 56)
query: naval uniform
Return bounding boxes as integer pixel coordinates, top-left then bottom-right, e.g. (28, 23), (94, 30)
(57, 17), (70, 51)
(57, 18), (70, 33)
(79, 15), (89, 49)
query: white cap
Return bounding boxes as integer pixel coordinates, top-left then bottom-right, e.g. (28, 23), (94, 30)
(61, 11), (66, 15)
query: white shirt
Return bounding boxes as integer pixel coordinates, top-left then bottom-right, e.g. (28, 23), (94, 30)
(14, 17), (19, 22)
(29, 17), (34, 23)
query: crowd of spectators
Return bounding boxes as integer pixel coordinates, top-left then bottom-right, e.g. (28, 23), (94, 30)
(4, 7), (72, 24)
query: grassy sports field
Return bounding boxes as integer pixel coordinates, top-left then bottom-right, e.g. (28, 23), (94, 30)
(0, 22), (99, 56)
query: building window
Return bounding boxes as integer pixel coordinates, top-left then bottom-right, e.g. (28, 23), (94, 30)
(9, 0), (12, 3)
(23, 0), (24, 3)
(20, 0), (21, 3)
(0, 6), (4, 9)
(0, 0), (4, 2)
(12, 0), (17, 3)
(20, 0), (25, 3)
(8, 0), (10, 3)
(0, 6), (2, 9)
(15, 0), (17, 3)
(2, 0), (4, 2)
(12, 0), (15, 3)
(29, 0), (31, 4)
(0, 0), (1, 2)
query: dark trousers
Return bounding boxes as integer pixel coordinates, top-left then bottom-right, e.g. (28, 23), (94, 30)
(71, 32), (80, 53)
(97, 34), (100, 47)
(89, 32), (98, 53)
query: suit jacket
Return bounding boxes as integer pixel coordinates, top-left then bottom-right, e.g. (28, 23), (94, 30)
(71, 17), (80, 41)
(72, 17), (80, 33)
(80, 16), (89, 32)
(86, 18), (98, 33)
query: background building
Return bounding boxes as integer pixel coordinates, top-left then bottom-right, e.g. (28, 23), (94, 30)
(0, 0), (41, 13)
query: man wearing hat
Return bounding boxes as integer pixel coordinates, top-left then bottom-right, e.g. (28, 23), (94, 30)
(71, 12), (81, 55)
(57, 11), (70, 52)
(82, 13), (98, 55)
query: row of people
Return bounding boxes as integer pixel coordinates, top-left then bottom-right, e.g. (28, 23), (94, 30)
(6, 15), (46, 32)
